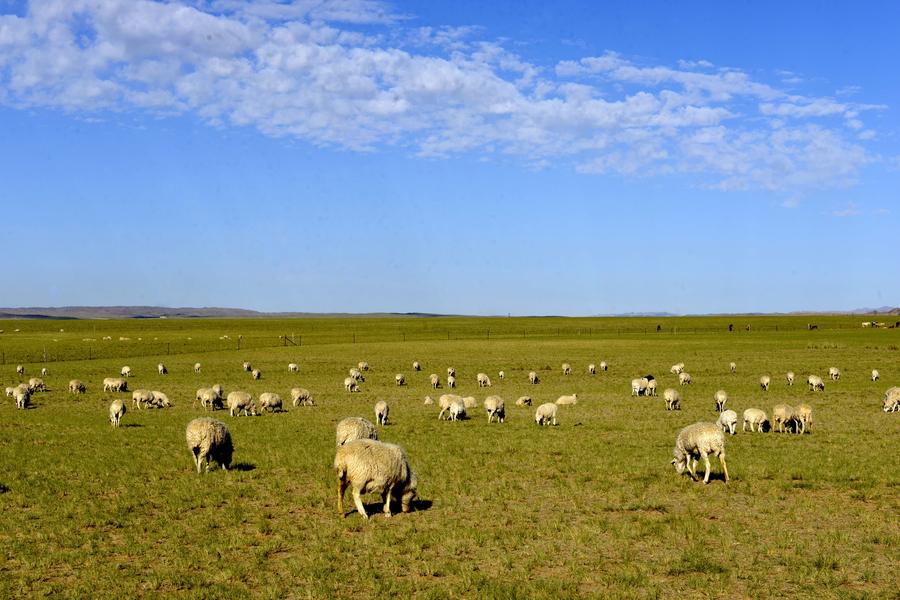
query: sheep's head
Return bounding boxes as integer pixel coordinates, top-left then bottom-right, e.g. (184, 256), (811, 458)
(671, 449), (687, 474)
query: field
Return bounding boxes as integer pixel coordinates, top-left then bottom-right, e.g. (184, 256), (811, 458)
(0, 315), (897, 599)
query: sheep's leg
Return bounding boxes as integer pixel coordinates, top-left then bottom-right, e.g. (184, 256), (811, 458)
(686, 458), (699, 481)
(719, 454), (730, 482)
(352, 488), (368, 520)
(382, 489), (393, 517)
(337, 479), (347, 516)
(701, 453), (711, 483)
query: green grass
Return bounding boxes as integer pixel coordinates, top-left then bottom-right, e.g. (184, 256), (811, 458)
(0, 315), (898, 598)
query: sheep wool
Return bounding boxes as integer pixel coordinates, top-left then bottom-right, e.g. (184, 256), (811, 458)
(186, 417), (233, 474)
(334, 438), (417, 520)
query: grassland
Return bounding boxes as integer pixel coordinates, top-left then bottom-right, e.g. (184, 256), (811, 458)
(0, 315), (897, 599)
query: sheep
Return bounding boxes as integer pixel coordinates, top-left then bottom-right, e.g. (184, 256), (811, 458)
(671, 422), (729, 484)
(679, 372), (692, 386)
(483, 395), (505, 423)
(28, 377), (46, 392)
(631, 378), (647, 397)
(196, 388), (223, 411)
(772, 404), (796, 433)
(663, 388), (681, 411)
(336, 417), (379, 446)
(358, 361), (369, 372)
(562, 363), (571, 376)
(786, 371), (795, 386)
(447, 367), (456, 378)
(412, 361), (421, 372)
(729, 362), (736, 374)
(516, 395), (533, 406)
(132, 389), (155, 409)
(742, 408), (767, 432)
(349, 368), (365, 382)
(103, 377), (127, 393)
(713, 390), (728, 412)
(423, 395), (434, 405)
(535, 402), (558, 426)
(194, 362), (202, 374)
(186, 417), (233, 474)
(258, 392), (284, 413)
(40, 367), (48, 376)
(158, 363), (168, 375)
(528, 371), (539, 384)
(437, 394), (462, 420)
(447, 375), (456, 388)
(828, 367), (841, 381)
(395, 373), (406, 386)
(794, 404), (813, 434)
(646, 379), (658, 396)
(227, 391), (256, 417)
(251, 368), (262, 380)
(599, 361), (608, 372)
(759, 375), (771, 391)
(14, 387), (29, 409)
(670, 363), (685, 375)
(344, 377), (360, 393)
(288, 363), (299, 373)
(109, 399), (126, 427)
(291, 387), (314, 407)
(374, 400), (389, 426)
(477, 372), (492, 387)
(588, 364), (596, 375)
(121, 366), (132, 377)
(212, 383), (224, 399)
(448, 400), (466, 421)
(5, 386), (15, 398)
(871, 369), (880, 382)
(429, 374), (440, 389)
(16, 364), (24, 375)
(334, 438), (417, 520)
(462, 396), (478, 409)
(556, 394), (577, 406)
(242, 362), (252, 372)
(883, 387), (900, 412)
(716, 410), (738, 435)
(807, 375), (825, 392)
(498, 370), (505, 380)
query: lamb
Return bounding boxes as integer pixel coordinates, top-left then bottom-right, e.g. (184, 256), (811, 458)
(477, 372), (492, 387)
(103, 377), (127, 392)
(663, 388), (681, 411)
(679, 372), (692, 386)
(334, 438), (417, 520)
(562, 363), (571, 375)
(227, 391), (256, 417)
(158, 363), (168, 375)
(759, 375), (771, 391)
(462, 396), (478, 409)
(258, 392), (284, 413)
(412, 361), (421, 372)
(121, 366), (132, 377)
(670, 363), (685, 375)
(242, 362), (252, 372)
(807, 375), (825, 392)
(446, 375), (456, 388)
(251, 368), (262, 380)
(150, 391), (171, 408)
(374, 400), (389, 426)
(344, 377), (360, 393)
(194, 362), (202, 374)
(534, 402), (558, 426)
(729, 362), (736, 374)
(631, 378), (648, 397)
(5, 386), (15, 398)
(429, 374), (440, 389)
(448, 400), (466, 421)
(291, 387), (315, 407)
(358, 361), (369, 372)
(528, 371), (539, 384)
(786, 371), (795, 386)
(772, 404), (796, 433)
(646, 379), (658, 396)
(437, 394), (462, 420)
(196, 388), (223, 411)
(828, 367), (841, 381)
(556, 394), (577, 405)
(599, 361), (608, 371)
(871, 369), (879, 382)
(186, 417), (233, 474)
(336, 417), (379, 446)
(483, 395), (505, 423)
(109, 399), (126, 427)
(498, 370), (505, 380)
(395, 373), (405, 386)
(671, 422), (730, 483)
(714, 390), (728, 412)
(794, 404), (813, 434)
(447, 367), (456, 378)
(423, 395), (434, 405)
(516, 395), (533, 406)
(716, 410), (738, 435)
(288, 363), (299, 373)
(742, 408), (767, 432)
(883, 387), (900, 412)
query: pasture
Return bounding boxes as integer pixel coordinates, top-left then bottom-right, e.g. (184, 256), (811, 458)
(0, 315), (897, 598)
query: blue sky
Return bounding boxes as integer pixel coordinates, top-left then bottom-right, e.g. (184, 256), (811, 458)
(1, 0), (898, 315)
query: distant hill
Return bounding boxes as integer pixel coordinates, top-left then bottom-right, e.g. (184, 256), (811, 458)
(0, 306), (449, 320)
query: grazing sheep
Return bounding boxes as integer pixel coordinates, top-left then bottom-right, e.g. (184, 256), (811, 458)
(646, 379), (658, 396)
(258, 392), (284, 413)
(288, 363), (299, 373)
(871, 369), (879, 382)
(132, 388), (154, 409)
(663, 388), (681, 411)
(588, 364), (596, 375)
(109, 399), (126, 427)
(807, 375), (825, 392)
(484, 395), (505, 423)
(742, 408), (767, 433)
(423, 395), (434, 405)
(28, 378), (46, 392)
(679, 372), (692, 386)
(498, 370), (505, 380)
(446, 375), (456, 388)
(197, 388), (224, 411)
(349, 368), (365, 382)
(335, 417), (379, 447)
(716, 410), (738, 435)
(671, 422), (730, 484)
(334, 438), (417, 520)
(4, 387), (13, 398)
(68, 379), (86, 394)
(556, 394), (577, 406)
(242, 362), (252, 372)
(429, 374), (440, 389)
(412, 361), (421, 371)
(344, 377), (360, 393)
(794, 404), (813, 434)
(374, 400), (389, 426)
(528, 371), (539, 385)
(227, 391), (256, 417)
(291, 387), (315, 407)
(158, 363), (168, 375)
(562, 363), (571, 376)
(40, 367), (48, 376)
(437, 394), (462, 420)
(212, 383), (224, 398)
(150, 390), (172, 409)
(477, 372), (492, 387)
(251, 368), (262, 380)
(516, 395), (533, 406)
(828, 367), (841, 381)
(882, 387), (900, 412)
(395, 373), (405, 386)
(772, 404), (796, 433)
(599, 361), (608, 372)
(631, 378), (648, 397)
(16, 364), (24, 375)
(786, 371), (795, 386)
(447, 367), (456, 378)
(729, 362), (736, 374)
(194, 362), (202, 374)
(462, 396), (478, 409)
(714, 390), (728, 412)
(358, 361), (369, 372)
(103, 377), (127, 393)
(670, 363), (685, 375)
(121, 366), (132, 377)
(535, 402), (558, 426)
(14, 387), (29, 409)
(759, 375), (771, 391)
(448, 400), (466, 421)
(186, 417), (233, 474)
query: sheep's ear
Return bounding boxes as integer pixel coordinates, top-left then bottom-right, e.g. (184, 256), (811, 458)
(670, 458), (677, 465)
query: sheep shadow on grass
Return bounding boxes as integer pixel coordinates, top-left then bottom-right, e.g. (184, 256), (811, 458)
(346, 498), (432, 518)
(231, 462), (256, 472)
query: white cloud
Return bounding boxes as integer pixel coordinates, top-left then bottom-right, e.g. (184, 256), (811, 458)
(0, 1), (886, 191)
(832, 202), (860, 217)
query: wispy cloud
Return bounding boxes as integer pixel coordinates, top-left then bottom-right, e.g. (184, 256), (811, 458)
(832, 202), (861, 217)
(0, 1), (886, 191)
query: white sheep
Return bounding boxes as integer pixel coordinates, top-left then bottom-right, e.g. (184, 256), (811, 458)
(109, 399), (126, 427)
(358, 361), (369, 372)
(562, 363), (571, 375)
(772, 404), (795, 433)
(498, 370), (505, 380)
(242, 361), (252, 372)
(423, 395), (434, 405)
(374, 400), (389, 426)
(121, 366), (132, 377)
(344, 377), (360, 393)
(794, 404), (813, 434)
(631, 378), (647, 397)
(258, 392), (284, 413)
(446, 375), (456, 388)
(437, 394), (462, 420)
(556, 394), (577, 405)
(871, 369), (879, 382)
(477, 372), (492, 387)
(679, 372), (692, 386)
(429, 374), (440, 389)
(484, 395), (505, 423)
(462, 396), (478, 409)
(807, 375), (825, 391)
(158, 363), (168, 375)
(448, 400), (466, 421)
(132, 389), (154, 409)
(16, 364), (24, 375)
(227, 391), (256, 417)
(196, 388), (223, 411)
(670, 363), (684, 375)
(212, 383), (224, 399)
(334, 438), (417, 520)
(288, 363), (299, 373)
(516, 395), (533, 406)
(291, 387), (315, 407)
(412, 361), (421, 371)
(186, 417), (233, 473)
(742, 408), (767, 432)
(447, 367), (456, 378)
(5, 386), (14, 398)
(103, 377), (127, 393)
(729, 362), (736, 374)
(716, 410), (738, 435)
(664, 388), (681, 411)
(671, 422), (730, 484)
(349, 368), (364, 382)
(786, 371), (795, 386)
(828, 367), (841, 381)
(194, 362), (202, 374)
(251, 368), (262, 380)
(646, 379), (658, 396)
(588, 364), (596, 375)
(395, 373), (406, 386)
(714, 390), (728, 412)
(599, 361), (608, 371)
(150, 390), (171, 408)
(14, 387), (29, 409)
(528, 371), (539, 384)
(535, 402), (558, 426)
(882, 387), (900, 412)
(28, 377), (46, 392)
(335, 417), (378, 446)
(759, 375), (771, 391)
(41, 367), (48, 376)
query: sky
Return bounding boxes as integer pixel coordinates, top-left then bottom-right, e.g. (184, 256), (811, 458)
(1, 0), (898, 315)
